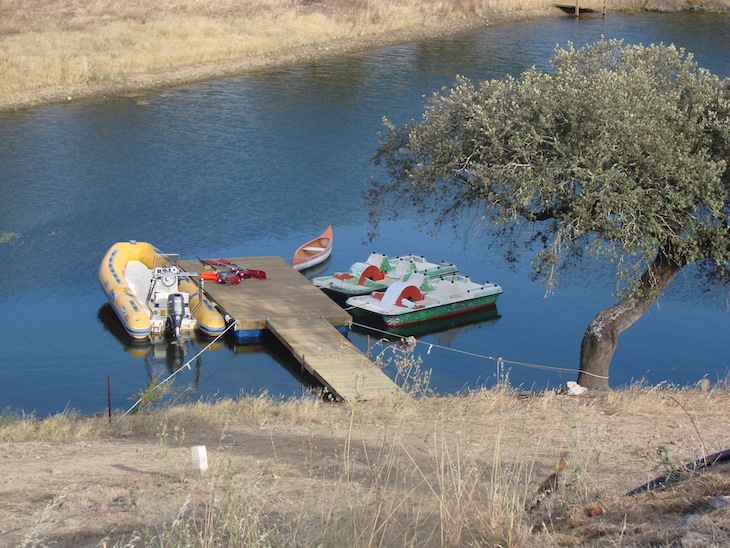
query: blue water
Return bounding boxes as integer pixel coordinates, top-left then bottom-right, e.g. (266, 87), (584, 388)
(0, 13), (727, 416)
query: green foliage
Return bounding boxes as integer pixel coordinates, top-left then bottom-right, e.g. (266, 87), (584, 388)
(371, 336), (433, 396)
(369, 38), (730, 294)
(0, 408), (22, 428)
(130, 375), (173, 413)
(0, 231), (19, 245)
(641, 444), (684, 482)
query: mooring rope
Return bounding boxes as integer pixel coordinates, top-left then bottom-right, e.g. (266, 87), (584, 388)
(123, 320), (238, 416)
(351, 321), (609, 380)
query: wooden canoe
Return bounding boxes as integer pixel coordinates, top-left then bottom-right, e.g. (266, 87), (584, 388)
(293, 225), (333, 271)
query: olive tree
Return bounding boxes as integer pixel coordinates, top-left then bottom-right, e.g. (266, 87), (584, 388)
(366, 39), (730, 390)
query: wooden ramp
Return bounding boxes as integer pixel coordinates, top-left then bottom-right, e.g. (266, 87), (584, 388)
(267, 317), (398, 401)
(180, 256), (398, 401)
(554, 1), (605, 16)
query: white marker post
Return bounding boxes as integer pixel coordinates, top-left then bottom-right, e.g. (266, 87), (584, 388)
(191, 445), (208, 473)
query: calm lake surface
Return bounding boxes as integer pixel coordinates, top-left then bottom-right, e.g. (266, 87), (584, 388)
(0, 13), (728, 416)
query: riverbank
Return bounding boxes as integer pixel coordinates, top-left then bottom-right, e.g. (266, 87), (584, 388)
(1, 387), (729, 546)
(2, 0), (728, 112)
(0, 0), (546, 112)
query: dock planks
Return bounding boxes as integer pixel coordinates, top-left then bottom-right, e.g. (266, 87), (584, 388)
(268, 317), (398, 401)
(180, 256), (398, 401)
(181, 256), (351, 335)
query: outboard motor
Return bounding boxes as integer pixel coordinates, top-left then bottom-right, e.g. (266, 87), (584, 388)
(167, 293), (186, 339)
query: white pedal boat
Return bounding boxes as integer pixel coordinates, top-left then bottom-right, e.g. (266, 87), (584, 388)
(345, 273), (503, 327)
(312, 253), (457, 299)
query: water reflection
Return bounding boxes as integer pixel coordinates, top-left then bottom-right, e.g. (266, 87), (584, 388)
(242, 333), (328, 397)
(351, 306), (501, 341)
(98, 303), (210, 379)
(99, 301), (324, 404)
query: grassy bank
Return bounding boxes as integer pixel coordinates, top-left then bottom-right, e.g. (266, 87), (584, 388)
(1, 0), (728, 112)
(2, 386), (730, 546)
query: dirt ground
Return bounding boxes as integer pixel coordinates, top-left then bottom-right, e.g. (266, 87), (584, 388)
(1, 390), (729, 546)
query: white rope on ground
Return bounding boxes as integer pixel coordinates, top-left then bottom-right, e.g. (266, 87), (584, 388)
(351, 321), (609, 380)
(123, 320), (238, 416)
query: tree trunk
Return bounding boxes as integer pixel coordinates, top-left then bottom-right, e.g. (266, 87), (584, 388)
(577, 252), (683, 390)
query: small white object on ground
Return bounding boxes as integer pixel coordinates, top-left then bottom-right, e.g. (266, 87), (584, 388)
(566, 381), (588, 396)
(191, 445), (208, 472)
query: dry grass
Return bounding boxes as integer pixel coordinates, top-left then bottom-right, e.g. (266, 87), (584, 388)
(0, 0), (551, 100)
(2, 386), (730, 545)
(5, 0), (727, 110)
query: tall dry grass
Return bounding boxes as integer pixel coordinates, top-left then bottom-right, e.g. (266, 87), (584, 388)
(3, 383), (730, 545)
(0, 0), (542, 97)
(2, 0), (726, 107)
(2, 0), (637, 105)
(137, 386), (730, 546)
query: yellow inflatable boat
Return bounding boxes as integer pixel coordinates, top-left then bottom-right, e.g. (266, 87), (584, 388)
(99, 241), (226, 340)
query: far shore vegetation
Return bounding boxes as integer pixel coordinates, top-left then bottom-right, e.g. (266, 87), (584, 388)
(1, 0), (728, 111)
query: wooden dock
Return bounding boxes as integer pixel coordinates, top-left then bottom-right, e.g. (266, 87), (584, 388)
(554, 0), (606, 16)
(180, 256), (398, 401)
